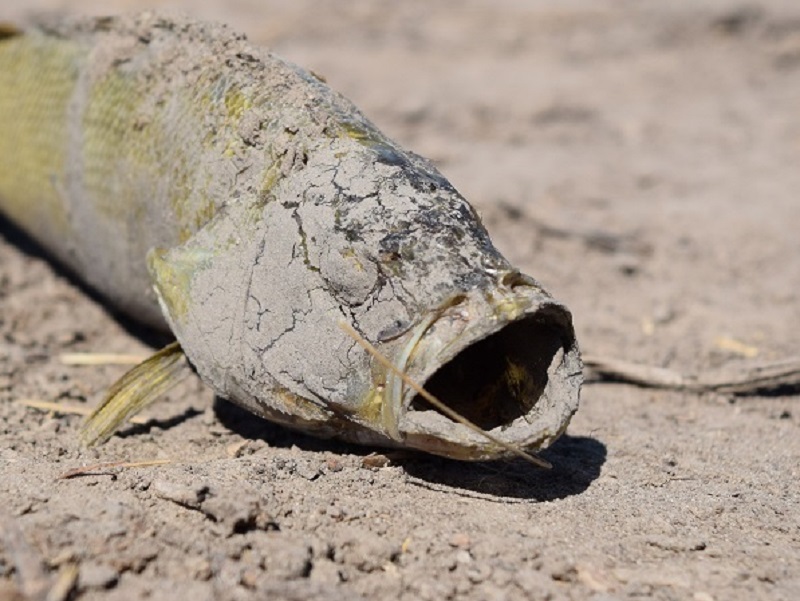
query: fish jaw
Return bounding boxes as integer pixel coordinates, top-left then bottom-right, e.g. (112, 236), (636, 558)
(382, 273), (583, 460)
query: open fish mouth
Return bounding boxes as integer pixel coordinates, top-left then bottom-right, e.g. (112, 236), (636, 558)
(387, 274), (582, 461)
(413, 311), (568, 429)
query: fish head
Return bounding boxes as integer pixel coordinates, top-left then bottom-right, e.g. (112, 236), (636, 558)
(146, 170), (581, 461)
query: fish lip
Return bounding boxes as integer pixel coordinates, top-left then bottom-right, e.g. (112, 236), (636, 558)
(385, 274), (582, 460)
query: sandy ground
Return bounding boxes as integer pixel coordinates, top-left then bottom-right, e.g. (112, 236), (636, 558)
(1, 1), (799, 600)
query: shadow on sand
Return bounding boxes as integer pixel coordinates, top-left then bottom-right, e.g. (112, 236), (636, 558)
(399, 434), (606, 502)
(0, 215), (172, 349)
(215, 397), (606, 502)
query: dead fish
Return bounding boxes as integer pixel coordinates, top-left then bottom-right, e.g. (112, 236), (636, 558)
(0, 13), (582, 463)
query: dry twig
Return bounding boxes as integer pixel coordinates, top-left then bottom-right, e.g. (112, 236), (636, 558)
(60, 352), (148, 366)
(45, 564), (79, 601)
(58, 458), (171, 479)
(583, 355), (800, 395)
(17, 399), (149, 424)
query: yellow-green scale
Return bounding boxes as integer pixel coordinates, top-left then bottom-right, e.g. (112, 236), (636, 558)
(0, 34), (83, 246)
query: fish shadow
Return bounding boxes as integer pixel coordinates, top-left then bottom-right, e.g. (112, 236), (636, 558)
(117, 407), (205, 439)
(0, 215), (171, 348)
(214, 397), (369, 456)
(215, 397), (606, 501)
(398, 434), (607, 502)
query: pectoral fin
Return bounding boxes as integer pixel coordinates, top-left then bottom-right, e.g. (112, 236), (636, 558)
(81, 341), (190, 446)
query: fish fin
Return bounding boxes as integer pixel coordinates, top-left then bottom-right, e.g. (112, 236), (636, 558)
(0, 23), (22, 39)
(147, 248), (192, 326)
(147, 245), (218, 327)
(80, 342), (189, 446)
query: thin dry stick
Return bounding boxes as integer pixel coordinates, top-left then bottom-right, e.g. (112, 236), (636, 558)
(339, 321), (552, 469)
(58, 458), (171, 480)
(404, 474), (529, 503)
(46, 563), (79, 601)
(583, 354), (800, 394)
(60, 352), (149, 365)
(17, 399), (149, 424)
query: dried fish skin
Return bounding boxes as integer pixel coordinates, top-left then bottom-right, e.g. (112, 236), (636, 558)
(149, 93), (581, 459)
(0, 13), (582, 459)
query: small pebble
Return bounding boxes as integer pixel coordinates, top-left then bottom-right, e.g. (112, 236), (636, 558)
(466, 564), (492, 584)
(79, 562), (119, 590)
(187, 557), (213, 581)
(295, 462), (320, 481)
(226, 440), (249, 458)
(326, 456), (344, 472)
(614, 254), (640, 276)
(361, 453), (390, 469)
(153, 479), (206, 507)
(240, 568), (260, 589)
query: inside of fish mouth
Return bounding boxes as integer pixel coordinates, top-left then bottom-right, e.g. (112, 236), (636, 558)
(409, 312), (568, 430)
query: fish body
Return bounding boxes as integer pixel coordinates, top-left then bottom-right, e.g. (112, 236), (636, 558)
(0, 14), (582, 460)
